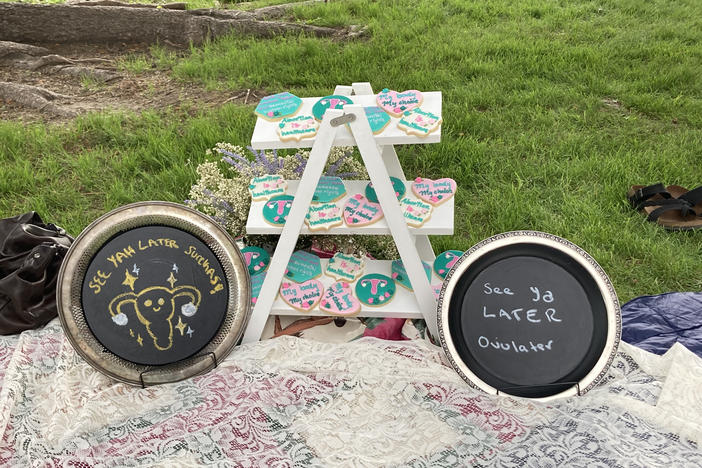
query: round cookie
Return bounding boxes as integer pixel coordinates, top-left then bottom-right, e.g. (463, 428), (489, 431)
(365, 177), (406, 203)
(355, 273), (396, 307)
(320, 281), (361, 316)
(241, 246), (270, 276)
(376, 88), (423, 117)
(255, 92), (302, 121)
(397, 108), (442, 137)
(277, 114), (319, 142)
(312, 95), (354, 121)
(433, 250), (463, 279)
(391, 259), (432, 291)
(263, 195), (294, 226)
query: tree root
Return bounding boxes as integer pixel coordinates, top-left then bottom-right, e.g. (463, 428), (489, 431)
(0, 40), (121, 83)
(0, 82), (76, 117)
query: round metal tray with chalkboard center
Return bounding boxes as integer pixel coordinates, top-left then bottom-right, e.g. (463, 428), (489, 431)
(57, 202), (251, 386)
(437, 231), (621, 400)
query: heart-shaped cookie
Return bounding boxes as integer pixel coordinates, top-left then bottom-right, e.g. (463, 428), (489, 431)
(400, 198), (433, 227)
(343, 194), (384, 226)
(412, 177), (457, 206)
(320, 281), (361, 316)
(376, 89), (423, 117)
(279, 279), (324, 312)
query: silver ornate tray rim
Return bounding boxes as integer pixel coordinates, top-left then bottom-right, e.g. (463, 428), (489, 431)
(437, 230), (621, 401)
(57, 201), (251, 386)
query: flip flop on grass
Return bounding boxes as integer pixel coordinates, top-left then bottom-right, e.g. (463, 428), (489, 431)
(628, 183), (702, 231)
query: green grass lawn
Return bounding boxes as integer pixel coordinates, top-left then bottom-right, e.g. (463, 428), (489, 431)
(1, 0), (701, 302)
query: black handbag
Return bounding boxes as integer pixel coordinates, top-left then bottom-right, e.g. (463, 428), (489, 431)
(0, 212), (73, 335)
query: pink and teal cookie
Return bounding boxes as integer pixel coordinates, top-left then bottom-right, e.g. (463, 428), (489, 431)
(255, 92), (302, 121)
(411, 177), (456, 206)
(365, 176), (406, 203)
(397, 108), (442, 137)
(241, 246), (270, 276)
(262, 195), (294, 226)
(376, 88), (423, 117)
(285, 250), (322, 283)
(251, 272), (265, 306)
(343, 194), (383, 226)
(391, 259), (432, 291)
(433, 250), (463, 279)
(279, 279), (324, 312)
(355, 273), (396, 307)
(312, 95), (354, 121)
(320, 281), (361, 316)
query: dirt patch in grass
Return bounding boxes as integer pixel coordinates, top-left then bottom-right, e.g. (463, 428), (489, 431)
(0, 43), (262, 122)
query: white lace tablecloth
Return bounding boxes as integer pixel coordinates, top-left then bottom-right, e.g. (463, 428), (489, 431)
(0, 320), (701, 466)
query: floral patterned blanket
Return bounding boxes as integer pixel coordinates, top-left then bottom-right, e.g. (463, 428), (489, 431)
(1, 320), (701, 467)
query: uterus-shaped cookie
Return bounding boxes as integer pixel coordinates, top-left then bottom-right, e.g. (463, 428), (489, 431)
(108, 286), (201, 351)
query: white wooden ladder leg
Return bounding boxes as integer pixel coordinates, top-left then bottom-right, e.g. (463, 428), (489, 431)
(241, 109), (344, 343)
(346, 105), (439, 338)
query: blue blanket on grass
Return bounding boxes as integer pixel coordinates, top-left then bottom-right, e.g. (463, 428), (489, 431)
(622, 292), (702, 358)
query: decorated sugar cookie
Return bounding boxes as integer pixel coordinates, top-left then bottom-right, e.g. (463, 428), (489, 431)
(248, 174), (286, 201)
(400, 198), (433, 227)
(363, 106), (392, 134)
(391, 259), (432, 291)
(305, 202), (343, 231)
(312, 176), (346, 203)
(312, 95), (354, 121)
(285, 250), (322, 283)
(376, 88), (423, 117)
(325, 252), (365, 282)
(279, 279), (324, 312)
(251, 272), (265, 306)
(241, 246), (270, 276)
(397, 108), (442, 137)
(433, 250), (463, 279)
(412, 177), (456, 206)
(277, 114), (319, 141)
(343, 194), (384, 226)
(356, 273), (396, 307)
(320, 281), (361, 316)
(255, 92), (302, 121)
(431, 282), (443, 300)
(262, 195), (294, 226)
(365, 177), (406, 203)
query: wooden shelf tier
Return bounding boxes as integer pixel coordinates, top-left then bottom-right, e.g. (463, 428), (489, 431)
(246, 180), (454, 236)
(269, 259), (435, 319)
(250, 92), (442, 150)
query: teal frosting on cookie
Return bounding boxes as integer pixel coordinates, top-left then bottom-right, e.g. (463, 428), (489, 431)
(242, 246), (270, 276)
(284, 250), (322, 283)
(312, 176), (346, 203)
(262, 195), (294, 226)
(312, 95), (353, 121)
(355, 273), (396, 306)
(365, 177), (406, 203)
(433, 250), (463, 279)
(391, 259), (431, 291)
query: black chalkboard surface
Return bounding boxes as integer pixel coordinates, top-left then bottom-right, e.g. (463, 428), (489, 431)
(82, 225), (229, 366)
(438, 231), (621, 399)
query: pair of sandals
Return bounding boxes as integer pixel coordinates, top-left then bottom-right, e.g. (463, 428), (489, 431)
(627, 183), (702, 231)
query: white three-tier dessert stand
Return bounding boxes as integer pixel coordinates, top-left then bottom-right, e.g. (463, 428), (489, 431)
(241, 82), (452, 343)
